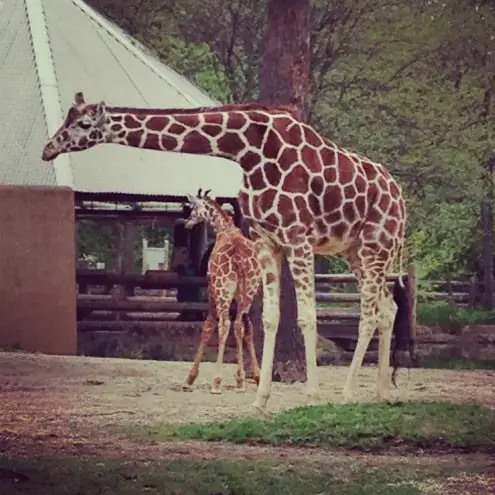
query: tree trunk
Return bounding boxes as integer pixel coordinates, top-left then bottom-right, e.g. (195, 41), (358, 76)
(258, 0), (311, 383)
(260, 0), (311, 120)
(482, 198), (494, 309)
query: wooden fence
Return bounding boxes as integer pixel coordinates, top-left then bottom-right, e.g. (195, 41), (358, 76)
(76, 266), (490, 353)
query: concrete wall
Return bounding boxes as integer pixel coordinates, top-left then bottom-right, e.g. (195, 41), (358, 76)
(0, 185), (76, 355)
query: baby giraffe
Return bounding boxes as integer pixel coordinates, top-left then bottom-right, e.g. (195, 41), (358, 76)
(183, 189), (261, 393)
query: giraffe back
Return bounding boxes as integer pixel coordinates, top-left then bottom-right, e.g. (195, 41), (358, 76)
(208, 227), (261, 315)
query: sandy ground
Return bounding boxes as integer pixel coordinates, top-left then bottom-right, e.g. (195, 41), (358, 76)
(1, 351), (494, 475)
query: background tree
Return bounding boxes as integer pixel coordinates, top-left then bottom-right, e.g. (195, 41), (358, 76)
(255, 0), (312, 383)
(85, 0), (495, 302)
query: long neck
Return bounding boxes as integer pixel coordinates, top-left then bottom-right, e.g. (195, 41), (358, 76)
(205, 205), (235, 234)
(106, 106), (250, 165)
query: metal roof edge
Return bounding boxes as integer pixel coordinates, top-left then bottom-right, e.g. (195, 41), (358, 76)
(71, 0), (217, 106)
(24, 0), (74, 188)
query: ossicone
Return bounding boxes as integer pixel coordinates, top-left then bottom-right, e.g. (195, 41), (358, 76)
(75, 92), (85, 105)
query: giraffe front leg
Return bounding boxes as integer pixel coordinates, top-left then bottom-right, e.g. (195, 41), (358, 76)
(233, 314), (246, 391)
(342, 276), (381, 404)
(252, 246), (281, 414)
(286, 246), (320, 405)
(211, 313), (230, 394)
(183, 313), (215, 390)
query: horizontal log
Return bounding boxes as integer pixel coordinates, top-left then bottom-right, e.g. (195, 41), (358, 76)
(316, 292), (360, 303)
(78, 320), (204, 333)
(418, 292), (470, 302)
(78, 320), (467, 346)
(316, 311), (360, 320)
(78, 295), (208, 312)
(77, 270), (208, 289)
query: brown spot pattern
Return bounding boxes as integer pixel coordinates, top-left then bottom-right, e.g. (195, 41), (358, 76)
(301, 146), (322, 173)
(124, 115), (141, 129)
(282, 165), (310, 194)
(146, 117), (168, 131)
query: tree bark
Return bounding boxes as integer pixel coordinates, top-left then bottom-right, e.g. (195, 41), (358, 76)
(260, 0), (311, 120)
(258, 0), (311, 383)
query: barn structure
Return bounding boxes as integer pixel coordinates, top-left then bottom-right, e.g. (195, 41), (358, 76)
(0, 0), (243, 354)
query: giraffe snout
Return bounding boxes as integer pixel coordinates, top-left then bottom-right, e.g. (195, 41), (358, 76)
(41, 142), (59, 162)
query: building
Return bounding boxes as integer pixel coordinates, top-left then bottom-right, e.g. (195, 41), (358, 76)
(0, 0), (242, 200)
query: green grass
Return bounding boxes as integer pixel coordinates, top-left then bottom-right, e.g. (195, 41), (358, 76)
(128, 402), (495, 453)
(420, 354), (495, 370)
(416, 301), (495, 327)
(0, 457), (488, 495)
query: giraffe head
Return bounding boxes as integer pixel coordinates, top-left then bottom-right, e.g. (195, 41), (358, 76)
(41, 92), (109, 161)
(184, 189), (235, 231)
(184, 189), (214, 229)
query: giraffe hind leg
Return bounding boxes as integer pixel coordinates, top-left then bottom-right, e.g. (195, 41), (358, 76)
(211, 307), (231, 395)
(285, 245), (320, 405)
(233, 311), (247, 391)
(376, 287), (398, 402)
(242, 313), (260, 385)
(252, 245), (282, 414)
(342, 250), (390, 404)
(184, 313), (216, 390)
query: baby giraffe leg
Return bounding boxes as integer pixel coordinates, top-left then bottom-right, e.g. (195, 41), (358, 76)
(233, 313), (246, 391)
(243, 313), (260, 385)
(184, 313), (216, 390)
(211, 312), (231, 394)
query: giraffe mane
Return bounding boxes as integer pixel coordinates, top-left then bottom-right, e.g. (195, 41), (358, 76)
(102, 103), (300, 119)
(205, 197), (234, 224)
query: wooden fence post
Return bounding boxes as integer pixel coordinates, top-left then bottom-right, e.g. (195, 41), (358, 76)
(445, 271), (453, 304)
(407, 264), (418, 363)
(469, 274), (478, 308)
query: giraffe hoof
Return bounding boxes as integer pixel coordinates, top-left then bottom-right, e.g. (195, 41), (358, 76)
(377, 391), (394, 404)
(252, 394), (269, 415)
(251, 403), (266, 417)
(342, 391), (358, 405)
(235, 385), (247, 393)
(306, 389), (321, 406)
(210, 388), (223, 395)
(182, 384), (194, 392)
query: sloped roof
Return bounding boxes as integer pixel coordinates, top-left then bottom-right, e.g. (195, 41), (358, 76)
(0, 0), (242, 198)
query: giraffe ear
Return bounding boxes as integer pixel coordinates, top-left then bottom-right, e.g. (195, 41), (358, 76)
(186, 194), (197, 205)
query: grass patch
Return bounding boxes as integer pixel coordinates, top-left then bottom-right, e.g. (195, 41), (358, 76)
(416, 301), (495, 327)
(0, 457), (487, 495)
(129, 402), (495, 454)
(420, 354), (495, 370)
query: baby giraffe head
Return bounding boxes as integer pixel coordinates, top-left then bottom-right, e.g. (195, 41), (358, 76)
(184, 189), (214, 229)
(41, 92), (109, 161)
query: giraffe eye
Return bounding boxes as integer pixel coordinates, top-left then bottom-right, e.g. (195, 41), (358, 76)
(78, 121), (91, 130)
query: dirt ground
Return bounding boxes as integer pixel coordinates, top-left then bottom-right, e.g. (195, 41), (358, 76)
(1, 351), (494, 479)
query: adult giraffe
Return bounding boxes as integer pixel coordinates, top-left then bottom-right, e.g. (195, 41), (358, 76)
(42, 92), (412, 413)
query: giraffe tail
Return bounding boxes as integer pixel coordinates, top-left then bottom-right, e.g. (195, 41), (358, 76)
(397, 240), (405, 288)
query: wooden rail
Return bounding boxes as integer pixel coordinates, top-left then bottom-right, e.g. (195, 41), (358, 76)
(75, 266), (487, 354)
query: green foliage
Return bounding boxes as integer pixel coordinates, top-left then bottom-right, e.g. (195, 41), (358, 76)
(129, 402), (495, 453)
(76, 221), (118, 269)
(416, 301), (495, 326)
(420, 354), (495, 371)
(85, 0), (495, 280)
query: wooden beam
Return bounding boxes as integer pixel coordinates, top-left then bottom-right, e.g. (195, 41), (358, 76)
(77, 295), (208, 313)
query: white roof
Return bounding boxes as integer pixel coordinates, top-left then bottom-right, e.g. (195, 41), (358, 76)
(0, 0), (242, 198)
